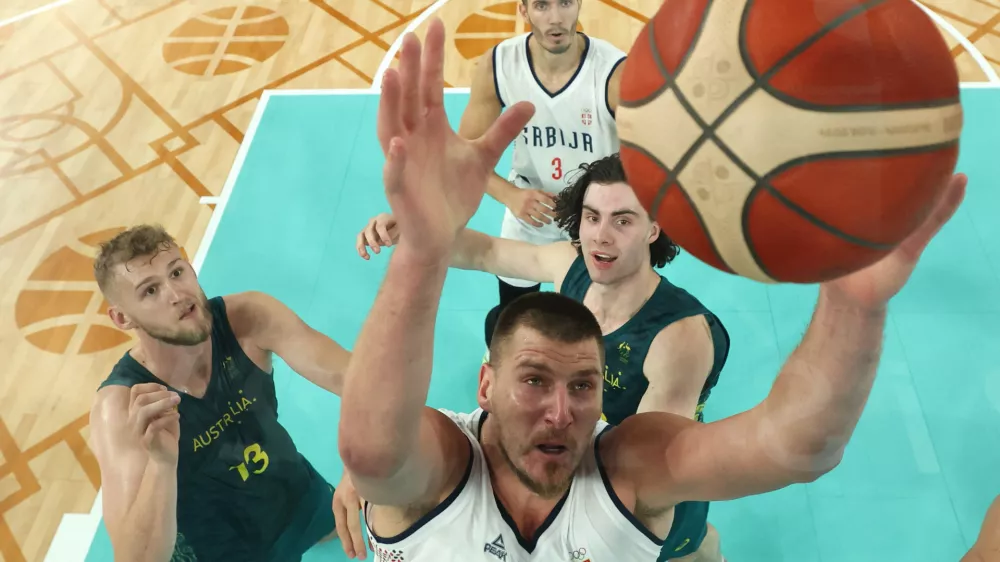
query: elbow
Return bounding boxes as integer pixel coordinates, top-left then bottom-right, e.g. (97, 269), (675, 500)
(784, 441), (846, 484)
(338, 435), (403, 481)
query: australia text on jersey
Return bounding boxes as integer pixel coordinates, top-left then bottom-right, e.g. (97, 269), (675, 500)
(191, 388), (259, 452)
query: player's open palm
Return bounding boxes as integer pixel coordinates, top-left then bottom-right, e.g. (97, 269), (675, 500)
(376, 18), (534, 261)
(128, 383), (181, 466)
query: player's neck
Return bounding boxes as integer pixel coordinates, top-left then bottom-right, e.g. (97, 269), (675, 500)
(528, 33), (585, 78)
(480, 418), (567, 539)
(131, 334), (213, 389)
(587, 266), (660, 332)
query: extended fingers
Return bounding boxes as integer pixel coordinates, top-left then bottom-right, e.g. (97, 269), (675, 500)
(420, 18), (446, 111)
(399, 32), (422, 132)
(478, 101), (534, 164)
(382, 137), (407, 196)
(899, 173), (968, 258)
(376, 70), (403, 154)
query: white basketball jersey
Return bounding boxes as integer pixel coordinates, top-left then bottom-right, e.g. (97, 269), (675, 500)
(363, 408), (664, 562)
(493, 33), (626, 199)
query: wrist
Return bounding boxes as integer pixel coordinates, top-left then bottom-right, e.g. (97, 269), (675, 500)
(817, 285), (888, 319)
(392, 241), (452, 272)
(148, 454), (178, 474)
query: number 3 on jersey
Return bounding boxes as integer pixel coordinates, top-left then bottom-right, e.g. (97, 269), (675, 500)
(552, 157), (563, 180)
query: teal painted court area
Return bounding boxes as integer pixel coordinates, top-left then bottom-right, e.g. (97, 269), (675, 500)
(85, 88), (1000, 562)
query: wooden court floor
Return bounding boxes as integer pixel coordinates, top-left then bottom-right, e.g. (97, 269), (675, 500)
(0, 0), (997, 560)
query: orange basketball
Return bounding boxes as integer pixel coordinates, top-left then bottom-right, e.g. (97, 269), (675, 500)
(615, 0), (963, 284)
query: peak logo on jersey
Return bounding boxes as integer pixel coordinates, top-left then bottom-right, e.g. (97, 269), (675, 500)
(484, 534), (508, 561)
(581, 109), (592, 126)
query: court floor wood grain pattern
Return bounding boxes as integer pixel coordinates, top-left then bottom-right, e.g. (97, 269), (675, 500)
(0, 0), (996, 560)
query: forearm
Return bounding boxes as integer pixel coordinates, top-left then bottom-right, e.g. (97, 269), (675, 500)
(760, 288), (887, 476)
(117, 460), (177, 562)
(452, 228), (495, 271)
(485, 172), (517, 206)
(338, 248), (448, 476)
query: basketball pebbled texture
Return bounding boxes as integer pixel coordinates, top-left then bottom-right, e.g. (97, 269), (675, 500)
(616, 0), (962, 283)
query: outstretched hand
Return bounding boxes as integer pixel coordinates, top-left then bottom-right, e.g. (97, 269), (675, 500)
(822, 173), (967, 310)
(377, 18), (534, 263)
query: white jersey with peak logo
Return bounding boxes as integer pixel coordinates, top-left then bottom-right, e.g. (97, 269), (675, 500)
(362, 408), (664, 562)
(490, 33), (626, 286)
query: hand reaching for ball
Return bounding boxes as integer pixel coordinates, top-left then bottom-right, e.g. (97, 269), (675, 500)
(822, 173), (967, 311)
(375, 18), (534, 264)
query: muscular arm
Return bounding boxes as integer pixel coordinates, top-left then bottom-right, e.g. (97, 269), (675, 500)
(90, 388), (177, 562)
(963, 495), (1000, 562)
(338, 249), (468, 507)
(607, 287), (886, 511)
(635, 315), (715, 418)
(224, 291), (350, 396)
(459, 50), (519, 207)
(452, 228), (578, 288)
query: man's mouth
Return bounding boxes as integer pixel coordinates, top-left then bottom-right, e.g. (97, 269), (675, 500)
(536, 443), (569, 456)
(592, 252), (616, 264)
(179, 304), (196, 320)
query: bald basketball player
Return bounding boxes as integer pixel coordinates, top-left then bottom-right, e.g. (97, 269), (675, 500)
(964, 494), (1000, 562)
(357, 153), (730, 560)
(337, 19), (969, 561)
(88, 225), (348, 562)
(462, 0), (627, 345)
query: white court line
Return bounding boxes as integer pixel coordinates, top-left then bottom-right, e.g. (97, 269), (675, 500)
(371, 0), (455, 90)
(46, 90), (276, 562)
(0, 0), (76, 28)
(912, 0), (1000, 85)
(200, 196), (220, 205)
(191, 90), (273, 272)
(266, 87), (470, 96)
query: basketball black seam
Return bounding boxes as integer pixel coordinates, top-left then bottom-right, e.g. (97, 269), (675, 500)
(618, 0), (716, 109)
(642, 0), (896, 275)
(621, 139), (730, 271)
(747, 139), (960, 249)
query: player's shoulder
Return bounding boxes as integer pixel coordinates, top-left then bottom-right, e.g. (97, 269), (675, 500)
(433, 407), (486, 437)
(585, 34), (627, 62)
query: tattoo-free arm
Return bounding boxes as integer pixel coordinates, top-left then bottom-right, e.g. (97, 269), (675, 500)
(610, 288), (886, 510)
(90, 389), (177, 562)
(337, 250), (468, 507)
(225, 292), (350, 396)
(635, 315), (715, 418)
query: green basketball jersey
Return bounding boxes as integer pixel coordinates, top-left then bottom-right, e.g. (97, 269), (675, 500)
(559, 256), (730, 426)
(98, 296), (324, 562)
(559, 256), (730, 559)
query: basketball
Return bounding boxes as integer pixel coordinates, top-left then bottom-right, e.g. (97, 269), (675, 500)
(615, 0), (963, 284)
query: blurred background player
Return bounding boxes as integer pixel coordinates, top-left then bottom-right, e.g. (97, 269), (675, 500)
(458, 0), (627, 350)
(88, 225), (349, 562)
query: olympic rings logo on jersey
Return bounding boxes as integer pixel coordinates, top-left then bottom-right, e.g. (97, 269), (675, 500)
(569, 547), (587, 560)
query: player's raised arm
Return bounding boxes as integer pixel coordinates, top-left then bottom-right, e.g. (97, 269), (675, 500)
(603, 174), (967, 511)
(461, 49), (556, 227)
(338, 19), (535, 505)
(357, 212), (576, 286)
(90, 383), (181, 562)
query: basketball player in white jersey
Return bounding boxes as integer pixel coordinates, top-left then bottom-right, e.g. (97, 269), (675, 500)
(337, 19), (968, 561)
(459, 0), (627, 346)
